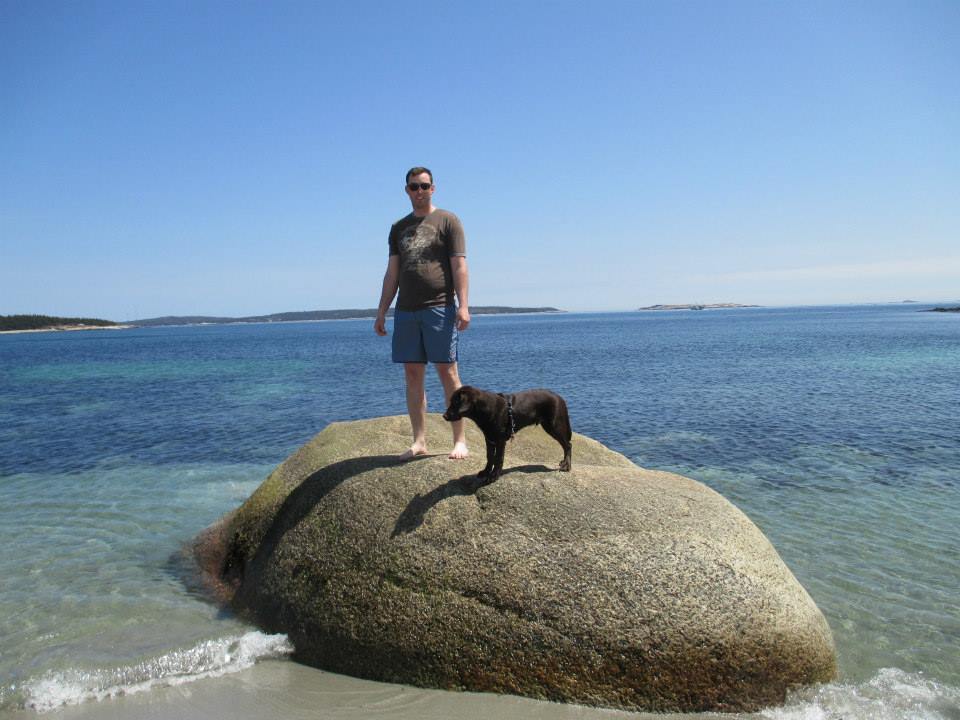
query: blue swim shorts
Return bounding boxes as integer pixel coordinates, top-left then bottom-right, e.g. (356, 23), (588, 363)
(392, 305), (459, 364)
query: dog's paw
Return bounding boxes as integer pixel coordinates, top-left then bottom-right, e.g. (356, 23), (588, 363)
(477, 469), (490, 479)
(559, 460), (571, 472)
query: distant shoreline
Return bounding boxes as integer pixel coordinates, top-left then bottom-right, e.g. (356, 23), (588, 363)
(0, 324), (133, 335)
(637, 303), (761, 311)
(126, 305), (564, 327)
(6, 303), (958, 335)
(127, 306), (564, 328)
(0, 314), (124, 334)
(1, 307), (564, 334)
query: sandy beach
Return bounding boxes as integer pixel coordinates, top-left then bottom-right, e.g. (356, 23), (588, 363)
(5, 660), (708, 720)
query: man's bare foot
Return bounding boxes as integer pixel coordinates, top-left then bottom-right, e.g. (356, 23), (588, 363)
(448, 442), (469, 460)
(398, 442), (428, 461)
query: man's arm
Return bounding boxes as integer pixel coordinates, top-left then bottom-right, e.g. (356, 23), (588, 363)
(374, 255), (400, 336)
(451, 255), (470, 331)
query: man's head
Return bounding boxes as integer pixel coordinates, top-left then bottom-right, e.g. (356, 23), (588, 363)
(405, 166), (433, 185)
(405, 166), (435, 215)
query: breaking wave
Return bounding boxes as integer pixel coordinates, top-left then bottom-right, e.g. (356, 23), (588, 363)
(761, 668), (960, 720)
(18, 631), (292, 713)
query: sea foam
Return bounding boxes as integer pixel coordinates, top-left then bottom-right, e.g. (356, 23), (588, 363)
(762, 668), (960, 720)
(21, 631), (292, 713)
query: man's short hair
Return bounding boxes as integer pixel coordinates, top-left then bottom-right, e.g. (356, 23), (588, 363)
(406, 166), (433, 184)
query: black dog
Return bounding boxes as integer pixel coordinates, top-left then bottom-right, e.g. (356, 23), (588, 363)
(443, 385), (572, 485)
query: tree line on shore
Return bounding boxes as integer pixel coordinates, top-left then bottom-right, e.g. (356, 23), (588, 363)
(0, 315), (118, 331)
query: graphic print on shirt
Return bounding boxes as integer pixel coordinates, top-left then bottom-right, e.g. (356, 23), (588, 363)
(398, 221), (439, 272)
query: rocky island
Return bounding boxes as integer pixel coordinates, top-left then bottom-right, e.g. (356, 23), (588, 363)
(191, 415), (836, 713)
(638, 303), (760, 311)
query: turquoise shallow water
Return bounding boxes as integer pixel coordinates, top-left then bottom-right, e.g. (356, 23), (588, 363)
(1, 305), (958, 717)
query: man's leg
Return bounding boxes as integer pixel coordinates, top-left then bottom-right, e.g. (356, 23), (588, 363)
(436, 362), (468, 459)
(401, 362), (429, 460)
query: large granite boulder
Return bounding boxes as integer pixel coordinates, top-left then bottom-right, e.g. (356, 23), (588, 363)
(193, 414), (836, 712)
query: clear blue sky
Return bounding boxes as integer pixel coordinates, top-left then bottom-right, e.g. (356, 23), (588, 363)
(2, 0), (957, 319)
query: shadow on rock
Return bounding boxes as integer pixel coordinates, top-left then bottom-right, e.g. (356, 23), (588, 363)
(502, 464), (553, 475)
(392, 474), (477, 536)
(391, 463), (557, 537)
(229, 454), (428, 586)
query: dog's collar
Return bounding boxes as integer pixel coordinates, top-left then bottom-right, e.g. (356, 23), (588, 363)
(498, 393), (517, 439)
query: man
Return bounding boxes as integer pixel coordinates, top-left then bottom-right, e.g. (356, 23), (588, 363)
(374, 167), (471, 461)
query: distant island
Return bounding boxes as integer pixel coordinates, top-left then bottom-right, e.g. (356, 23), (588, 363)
(637, 303), (760, 311)
(927, 307), (960, 313)
(0, 315), (123, 333)
(128, 306), (563, 327)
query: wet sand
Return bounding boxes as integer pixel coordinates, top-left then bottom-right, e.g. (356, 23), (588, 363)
(6, 660), (719, 720)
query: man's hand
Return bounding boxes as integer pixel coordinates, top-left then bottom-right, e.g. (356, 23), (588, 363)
(456, 306), (470, 332)
(374, 313), (388, 336)
(375, 257), (400, 336)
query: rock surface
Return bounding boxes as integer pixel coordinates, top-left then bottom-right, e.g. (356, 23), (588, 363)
(194, 414), (836, 712)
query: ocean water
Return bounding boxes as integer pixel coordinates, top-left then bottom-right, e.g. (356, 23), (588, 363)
(1, 305), (958, 718)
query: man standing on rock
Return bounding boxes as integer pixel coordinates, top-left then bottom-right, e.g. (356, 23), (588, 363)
(374, 167), (470, 461)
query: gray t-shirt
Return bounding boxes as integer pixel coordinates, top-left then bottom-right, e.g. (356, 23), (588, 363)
(388, 209), (466, 311)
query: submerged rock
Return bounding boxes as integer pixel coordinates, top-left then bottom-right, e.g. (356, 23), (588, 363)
(194, 414), (836, 712)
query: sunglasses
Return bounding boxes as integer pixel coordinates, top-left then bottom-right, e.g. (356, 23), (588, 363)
(407, 182), (432, 191)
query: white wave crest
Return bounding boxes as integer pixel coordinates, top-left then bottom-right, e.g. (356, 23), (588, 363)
(762, 668), (960, 720)
(22, 631), (293, 713)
